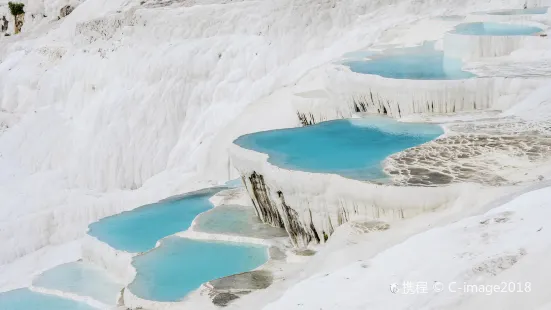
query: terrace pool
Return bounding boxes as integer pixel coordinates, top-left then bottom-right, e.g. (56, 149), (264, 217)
(234, 117), (443, 181)
(32, 262), (123, 306)
(344, 51), (474, 80)
(0, 288), (95, 310)
(88, 187), (224, 253)
(128, 237), (268, 301)
(194, 204), (287, 237)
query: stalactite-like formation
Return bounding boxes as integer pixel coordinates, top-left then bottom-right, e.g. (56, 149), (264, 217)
(296, 112), (317, 126)
(244, 173), (284, 228)
(242, 171), (324, 247)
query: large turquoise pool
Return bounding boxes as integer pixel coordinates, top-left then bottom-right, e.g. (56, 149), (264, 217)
(234, 117), (443, 181)
(0, 288), (95, 310)
(88, 187), (224, 253)
(128, 237), (268, 301)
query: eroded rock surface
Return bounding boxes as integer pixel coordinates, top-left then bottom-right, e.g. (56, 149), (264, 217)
(60, 5), (74, 18)
(209, 270), (274, 292)
(211, 292), (240, 307)
(208, 270), (274, 307)
(385, 120), (551, 186)
(350, 221), (390, 234)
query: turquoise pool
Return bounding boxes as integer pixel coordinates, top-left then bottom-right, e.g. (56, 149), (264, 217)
(32, 262), (122, 305)
(88, 187), (224, 253)
(344, 51), (474, 80)
(0, 288), (95, 310)
(234, 117), (443, 181)
(128, 237), (268, 301)
(452, 22), (542, 36)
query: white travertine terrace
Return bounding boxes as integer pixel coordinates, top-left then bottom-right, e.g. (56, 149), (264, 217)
(3, 0), (551, 308)
(81, 235), (136, 284)
(28, 285), (112, 310)
(229, 142), (510, 247)
(466, 13), (550, 23)
(292, 65), (548, 125)
(444, 27), (546, 61)
(123, 288), (181, 310)
(465, 8), (550, 23)
(527, 0), (551, 7)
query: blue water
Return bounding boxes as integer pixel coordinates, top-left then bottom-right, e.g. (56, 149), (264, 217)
(234, 117), (443, 181)
(452, 22), (542, 36)
(128, 237), (268, 301)
(32, 262), (122, 305)
(488, 7), (548, 15)
(88, 187), (224, 253)
(344, 51), (475, 80)
(0, 288), (95, 310)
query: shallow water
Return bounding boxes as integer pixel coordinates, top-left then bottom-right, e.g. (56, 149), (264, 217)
(344, 51), (474, 80)
(234, 117), (443, 181)
(88, 187), (223, 253)
(128, 236), (268, 301)
(194, 204), (287, 238)
(32, 262), (122, 305)
(0, 288), (95, 310)
(452, 22), (542, 36)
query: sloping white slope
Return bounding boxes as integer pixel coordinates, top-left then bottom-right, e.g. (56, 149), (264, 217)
(502, 81), (551, 120)
(0, 0), (537, 286)
(263, 186), (551, 310)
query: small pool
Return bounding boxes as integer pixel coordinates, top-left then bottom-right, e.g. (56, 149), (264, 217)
(487, 7), (548, 15)
(194, 205), (287, 238)
(0, 288), (95, 310)
(234, 117), (443, 181)
(88, 187), (224, 253)
(452, 22), (543, 36)
(128, 236), (268, 301)
(344, 51), (475, 80)
(32, 262), (123, 305)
